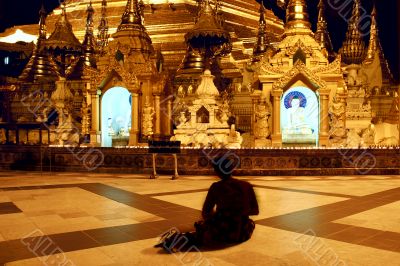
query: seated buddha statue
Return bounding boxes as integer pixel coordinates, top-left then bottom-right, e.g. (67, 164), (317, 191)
(284, 97), (313, 135)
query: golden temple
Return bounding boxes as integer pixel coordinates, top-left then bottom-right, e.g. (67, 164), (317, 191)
(0, 0), (398, 148)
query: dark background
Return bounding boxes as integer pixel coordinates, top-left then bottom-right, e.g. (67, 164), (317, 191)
(0, 0), (398, 81)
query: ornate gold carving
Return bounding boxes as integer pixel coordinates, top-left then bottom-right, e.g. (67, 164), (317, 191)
(272, 61), (326, 91)
(312, 55), (342, 74)
(260, 61), (285, 74)
(285, 39), (313, 56)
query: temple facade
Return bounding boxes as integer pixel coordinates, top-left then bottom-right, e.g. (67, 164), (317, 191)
(0, 0), (398, 148)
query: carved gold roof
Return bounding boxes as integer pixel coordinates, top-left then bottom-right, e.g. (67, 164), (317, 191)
(45, 3), (82, 51)
(19, 6), (60, 83)
(19, 46), (61, 83)
(185, 0), (229, 44)
(4, 0), (284, 71)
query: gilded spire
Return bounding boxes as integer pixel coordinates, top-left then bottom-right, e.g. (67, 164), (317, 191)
(341, 0), (366, 65)
(113, 0), (153, 58)
(82, 1), (95, 54)
(97, 0), (109, 49)
(38, 3), (47, 42)
(67, 2), (97, 80)
(285, 0), (312, 34)
(82, 1), (96, 67)
(362, 5), (393, 81)
(314, 0), (333, 57)
(253, 2), (270, 58)
(365, 5), (377, 64)
(19, 5), (60, 82)
(118, 0), (142, 30)
(59, 2), (68, 26)
(45, 2), (81, 51)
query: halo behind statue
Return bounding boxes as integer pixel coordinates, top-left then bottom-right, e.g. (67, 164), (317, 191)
(284, 91), (307, 109)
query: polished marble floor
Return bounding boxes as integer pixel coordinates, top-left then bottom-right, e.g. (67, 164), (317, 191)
(0, 172), (399, 265)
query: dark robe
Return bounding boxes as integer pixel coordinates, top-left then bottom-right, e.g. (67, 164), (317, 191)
(196, 177), (259, 244)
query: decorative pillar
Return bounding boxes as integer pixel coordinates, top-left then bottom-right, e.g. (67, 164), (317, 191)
(250, 90), (262, 136)
(153, 94), (161, 139)
(271, 89), (283, 147)
(398, 85), (400, 145)
(89, 88), (100, 146)
(319, 88), (330, 146)
(251, 98), (257, 136)
(166, 98), (173, 137)
(129, 92), (140, 146)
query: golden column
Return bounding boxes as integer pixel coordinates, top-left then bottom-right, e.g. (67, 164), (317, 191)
(153, 94), (161, 139)
(318, 87), (330, 146)
(398, 85), (400, 145)
(89, 86), (100, 146)
(129, 90), (140, 146)
(166, 97), (173, 137)
(271, 89), (283, 146)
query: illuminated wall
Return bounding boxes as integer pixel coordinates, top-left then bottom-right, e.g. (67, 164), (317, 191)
(281, 86), (319, 145)
(101, 87), (131, 147)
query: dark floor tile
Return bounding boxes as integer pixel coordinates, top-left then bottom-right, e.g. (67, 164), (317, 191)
(17, 185), (43, 190)
(0, 202), (22, 215)
(311, 222), (352, 237)
(359, 232), (400, 252)
(1, 187), (21, 191)
(50, 231), (99, 252)
(327, 225), (382, 244)
(116, 224), (157, 240)
(0, 240), (37, 265)
(84, 226), (134, 245)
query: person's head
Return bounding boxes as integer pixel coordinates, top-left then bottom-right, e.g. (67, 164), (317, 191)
(212, 156), (239, 180)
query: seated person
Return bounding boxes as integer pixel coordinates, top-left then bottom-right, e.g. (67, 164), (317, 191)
(155, 156), (259, 252)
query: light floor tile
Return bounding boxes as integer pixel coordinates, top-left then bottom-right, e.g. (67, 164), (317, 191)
(334, 201), (400, 233)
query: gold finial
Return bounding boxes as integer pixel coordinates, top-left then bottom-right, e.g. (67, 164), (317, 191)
(98, 0), (109, 50)
(67, 2), (97, 81)
(285, 0), (311, 34)
(365, 4), (377, 63)
(253, 2), (271, 59)
(315, 0), (333, 57)
(82, 0), (96, 65)
(341, 0), (366, 65)
(203, 0), (214, 14)
(38, 3), (47, 41)
(86, 1), (95, 35)
(59, 2), (68, 24)
(120, 0), (142, 26)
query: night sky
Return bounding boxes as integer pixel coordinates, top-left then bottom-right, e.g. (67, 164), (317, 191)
(0, 0), (398, 81)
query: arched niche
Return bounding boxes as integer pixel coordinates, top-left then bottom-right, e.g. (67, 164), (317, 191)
(101, 87), (131, 147)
